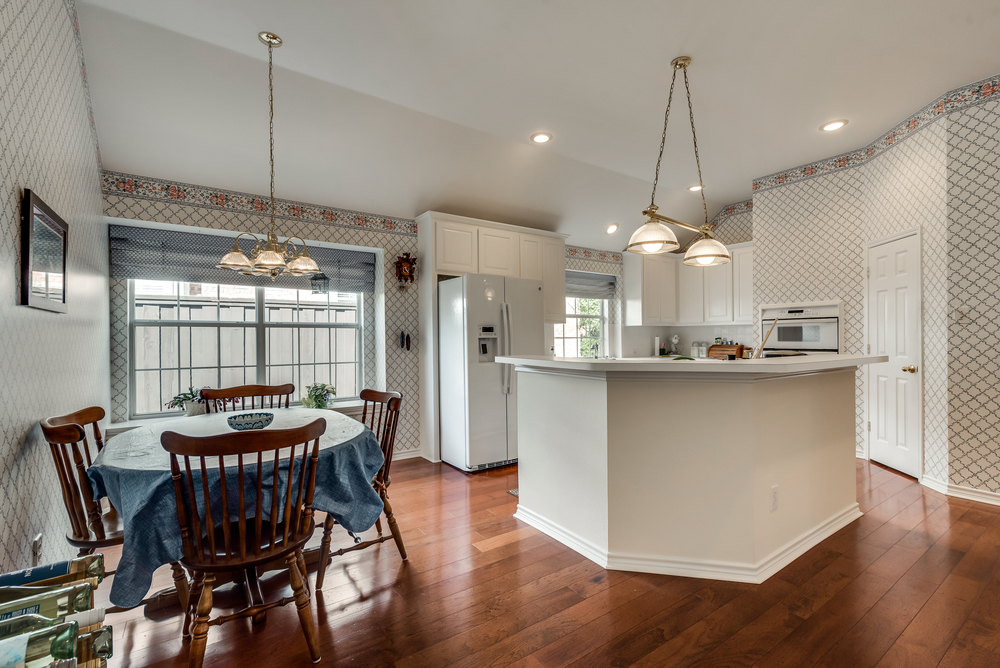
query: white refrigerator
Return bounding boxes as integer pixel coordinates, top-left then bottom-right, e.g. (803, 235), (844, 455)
(438, 274), (544, 471)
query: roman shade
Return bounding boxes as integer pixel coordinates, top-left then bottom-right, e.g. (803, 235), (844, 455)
(565, 270), (616, 300)
(109, 225), (376, 293)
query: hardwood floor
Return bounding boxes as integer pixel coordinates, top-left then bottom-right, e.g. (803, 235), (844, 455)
(99, 458), (1000, 667)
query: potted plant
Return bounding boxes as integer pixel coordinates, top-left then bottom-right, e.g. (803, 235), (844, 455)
(301, 383), (336, 409)
(166, 387), (206, 416)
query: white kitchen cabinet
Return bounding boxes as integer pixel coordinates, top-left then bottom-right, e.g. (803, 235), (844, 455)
(519, 234), (543, 280)
(540, 237), (566, 323)
(478, 228), (520, 277)
(732, 244), (754, 323)
(677, 261), (705, 324)
(704, 261), (734, 323)
(435, 220), (478, 274)
(624, 253), (676, 325)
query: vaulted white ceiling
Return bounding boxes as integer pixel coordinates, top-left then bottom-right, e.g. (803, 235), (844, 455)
(78, 0), (1000, 250)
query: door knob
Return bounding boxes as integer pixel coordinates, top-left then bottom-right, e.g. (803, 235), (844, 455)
(902, 365), (917, 373)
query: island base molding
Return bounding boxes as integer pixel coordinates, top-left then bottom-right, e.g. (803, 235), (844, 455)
(515, 503), (862, 584)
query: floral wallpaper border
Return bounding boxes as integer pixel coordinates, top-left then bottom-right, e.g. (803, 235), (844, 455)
(682, 199), (754, 250)
(752, 72), (1000, 192)
(566, 244), (622, 264)
(101, 171), (418, 236)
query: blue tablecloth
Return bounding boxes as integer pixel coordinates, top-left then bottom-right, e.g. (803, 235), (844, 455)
(88, 407), (384, 608)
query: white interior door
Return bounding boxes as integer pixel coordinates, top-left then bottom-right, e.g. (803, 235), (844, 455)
(867, 232), (922, 478)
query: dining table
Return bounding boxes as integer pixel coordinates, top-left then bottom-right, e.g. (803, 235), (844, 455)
(88, 407), (385, 609)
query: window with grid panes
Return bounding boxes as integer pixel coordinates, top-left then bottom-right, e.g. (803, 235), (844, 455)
(553, 297), (607, 357)
(129, 280), (362, 417)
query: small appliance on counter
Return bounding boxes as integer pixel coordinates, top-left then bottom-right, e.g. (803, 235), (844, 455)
(707, 344), (745, 360)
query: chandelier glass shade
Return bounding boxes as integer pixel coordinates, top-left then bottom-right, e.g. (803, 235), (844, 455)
(625, 205), (679, 254)
(683, 237), (730, 266)
(215, 32), (320, 281)
(628, 56), (730, 266)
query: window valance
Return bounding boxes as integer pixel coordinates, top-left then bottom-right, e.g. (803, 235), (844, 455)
(109, 225), (376, 293)
(565, 270), (616, 300)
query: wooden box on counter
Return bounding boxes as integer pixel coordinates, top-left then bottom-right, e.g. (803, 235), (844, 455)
(707, 344), (745, 360)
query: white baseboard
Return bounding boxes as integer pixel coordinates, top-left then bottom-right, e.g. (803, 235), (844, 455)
(513, 505), (610, 567)
(515, 503), (862, 584)
(921, 476), (1000, 507)
(392, 449), (426, 461)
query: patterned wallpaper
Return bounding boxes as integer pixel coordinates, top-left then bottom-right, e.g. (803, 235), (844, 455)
(946, 99), (1000, 491)
(0, 0), (107, 569)
(681, 200), (754, 251)
(103, 175), (421, 455)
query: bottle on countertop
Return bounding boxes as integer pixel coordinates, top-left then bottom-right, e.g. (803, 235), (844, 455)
(699, 341), (709, 358)
(690, 342), (699, 358)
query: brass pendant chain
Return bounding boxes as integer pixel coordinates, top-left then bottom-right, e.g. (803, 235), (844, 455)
(683, 68), (709, 228)
(268, 43), (276, 236)
(649, 68), (678, 209)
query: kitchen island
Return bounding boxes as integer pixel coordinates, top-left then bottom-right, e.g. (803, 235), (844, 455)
(495, 353), (886, 583)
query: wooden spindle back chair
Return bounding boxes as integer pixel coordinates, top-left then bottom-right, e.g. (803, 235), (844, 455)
(41, 410), (190, 610)
(200, 384), (295, 413)
(161, 419), (325, 667)
(45, 406), (106, 465)
(40, 416), (119, 552)
(315, 389), (405, 590)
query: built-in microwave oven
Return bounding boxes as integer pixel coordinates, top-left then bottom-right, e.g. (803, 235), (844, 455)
(759, 301), (843, 355)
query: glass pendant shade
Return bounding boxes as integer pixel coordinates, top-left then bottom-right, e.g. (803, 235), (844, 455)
(683, 237), (731, 266)
(216, 243), (252, 271)
(626, 220), (679, 254)
(285, 252), (320, 276)
(252, 245), (288, 272)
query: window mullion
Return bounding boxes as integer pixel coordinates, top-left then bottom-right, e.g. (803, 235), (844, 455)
(256, 286), (266, 384)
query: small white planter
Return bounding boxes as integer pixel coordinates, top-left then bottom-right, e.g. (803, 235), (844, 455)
(184, 401), (206, 417)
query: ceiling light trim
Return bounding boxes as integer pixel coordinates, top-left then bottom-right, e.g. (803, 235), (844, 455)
(753, 72), (1000, 192)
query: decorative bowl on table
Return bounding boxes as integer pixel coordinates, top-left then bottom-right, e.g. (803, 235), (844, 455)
(227, 412), (274, 431)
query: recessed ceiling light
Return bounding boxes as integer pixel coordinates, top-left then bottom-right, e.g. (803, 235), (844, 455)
(820, 120), (848, 132)
(531, 132), (551, 143)
(688, 185), (703, 192)
(606, 224), (619, 234)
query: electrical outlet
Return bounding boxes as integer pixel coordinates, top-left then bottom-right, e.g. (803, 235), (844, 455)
(31, 534), (42, 567)
(770, 485), (778, 512)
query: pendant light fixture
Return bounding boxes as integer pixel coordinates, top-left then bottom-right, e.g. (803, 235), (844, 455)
(216, 32), (320, 281)
(627, 57), (730, 267)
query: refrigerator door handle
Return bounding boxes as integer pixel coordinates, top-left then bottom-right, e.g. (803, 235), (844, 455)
(502, 302), (512, 394)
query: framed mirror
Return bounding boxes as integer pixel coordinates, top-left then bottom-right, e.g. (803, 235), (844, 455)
(21, 189), (68, 313)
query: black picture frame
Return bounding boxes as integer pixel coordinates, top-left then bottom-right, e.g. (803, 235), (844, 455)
(21, 189), (68, 313)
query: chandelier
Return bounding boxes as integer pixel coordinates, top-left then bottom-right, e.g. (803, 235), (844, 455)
(216, 32), (320, 280)
(627, 56), (731, 267)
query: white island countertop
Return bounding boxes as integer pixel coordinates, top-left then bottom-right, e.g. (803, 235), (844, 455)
(496, 353), (887, 378)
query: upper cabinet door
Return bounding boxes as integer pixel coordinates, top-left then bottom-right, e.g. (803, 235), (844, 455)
(659, 255), (678, 325)
(540, 237), (566, 323)
(519, 234), (544, 280)
(704, 261), (734, 323)
(436, 221), (479, 274)
(641, 255), (662, 325)
(478, 228), (520, 277)
(732, 246), (754, 323)
(677, 262), (705, 323)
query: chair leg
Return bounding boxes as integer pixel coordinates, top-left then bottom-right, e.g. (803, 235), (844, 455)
(288, 550), (321, 664)
(375, 516), (383, 537)
(297, 550), (310, 596)
(381, 491), (407, 560)
(170, 562), (190, 612)
(183, 572), (205, 639)
(314, 514), (334, 590)
(189, 574), (214, 668)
